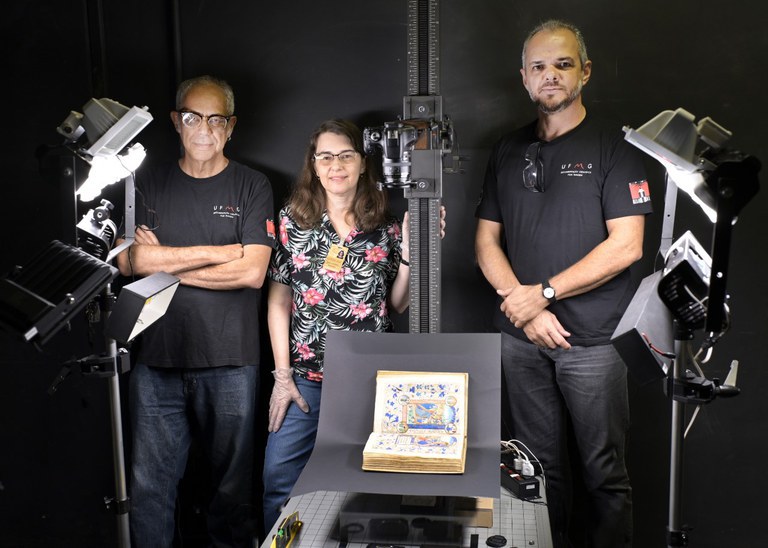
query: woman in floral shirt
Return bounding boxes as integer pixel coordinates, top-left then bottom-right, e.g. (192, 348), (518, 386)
(262, 119), (411, 530)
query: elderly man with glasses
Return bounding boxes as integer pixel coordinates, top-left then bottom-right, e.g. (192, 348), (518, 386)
(116, 75), (274, 547)
(474, 20), (653, 548)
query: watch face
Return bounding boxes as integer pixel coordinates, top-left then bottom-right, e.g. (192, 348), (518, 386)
(543, 287), (555, 299)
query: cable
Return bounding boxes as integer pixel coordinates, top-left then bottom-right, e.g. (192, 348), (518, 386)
(641, 332), (675, 359)
(501, 438), (547, 491)
(134, 179), (161, 231)
(683, 405), (701, 439)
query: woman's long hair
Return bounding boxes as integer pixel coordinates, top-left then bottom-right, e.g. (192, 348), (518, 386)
(287, 119), (389, 232)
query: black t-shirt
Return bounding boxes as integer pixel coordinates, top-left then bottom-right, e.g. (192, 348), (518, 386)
(476, 114), (653, 345)
(133, 160), (274, 368)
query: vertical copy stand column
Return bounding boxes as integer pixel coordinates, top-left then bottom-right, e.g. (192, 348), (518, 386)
(103, 282), (131, 548)
(667, 324), (692, 547)
(404, 0), (443, 333)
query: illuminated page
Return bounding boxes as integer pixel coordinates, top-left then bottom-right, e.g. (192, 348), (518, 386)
(363, 370), (468, 473)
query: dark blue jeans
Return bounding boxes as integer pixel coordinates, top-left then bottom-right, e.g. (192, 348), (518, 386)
(129, 363), (258, 548)
(501, 332), (632, 548)
(262, 377), (322, 532)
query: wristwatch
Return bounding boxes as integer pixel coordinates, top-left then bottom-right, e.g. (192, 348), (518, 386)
(542, 279), (557, 305)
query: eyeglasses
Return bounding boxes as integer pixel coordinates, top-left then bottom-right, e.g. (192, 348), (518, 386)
(178, 109), (232, 130)
(313, 150), (359, 166)
(523, 142), (544, 192)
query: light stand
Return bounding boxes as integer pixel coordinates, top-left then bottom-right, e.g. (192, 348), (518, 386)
(621, 108), (760, 547)
(44, 171), (139, 548)
(105, 322), (131, 548)
(46, 280), (143, 548)
(667, 327), (688, 547)
(43, 284), (132, 548)
(664, 322), (739, 547)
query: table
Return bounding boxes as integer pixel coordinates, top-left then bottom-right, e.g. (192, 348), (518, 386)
(262, 486), (552, 548)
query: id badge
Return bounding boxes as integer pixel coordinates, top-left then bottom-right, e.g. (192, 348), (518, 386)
(322, 243), (348, 272)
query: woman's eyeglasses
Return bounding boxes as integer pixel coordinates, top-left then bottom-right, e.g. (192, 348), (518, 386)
(313, 150), (359, 166)
(523, 142), (544, 192)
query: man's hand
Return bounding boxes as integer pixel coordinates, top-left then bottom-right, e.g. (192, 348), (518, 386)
(497, 283), (548, 327)
(268, 368), (310, 432)
(521, 310), (571, 350)
(134, 225), (161, 245)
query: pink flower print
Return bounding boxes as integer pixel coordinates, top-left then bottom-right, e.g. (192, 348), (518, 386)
(325, 267), (351, 282)
(388, 222), (401, 239)
(279, 216), (290, 245)
(294, 343), (316, 361)
(302, 288), (325, 306)
(365, 246), (387, 263)
(306, 369), (324, 382)
(293, 252), (309, 270)
(350, 302), (373, 320)
(379, 301), (388, 317)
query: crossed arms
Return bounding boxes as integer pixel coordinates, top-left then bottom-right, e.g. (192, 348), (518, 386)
(116, 225), (272, 290)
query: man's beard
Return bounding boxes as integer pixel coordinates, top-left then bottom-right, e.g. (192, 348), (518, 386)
(532, 80), (583, 114)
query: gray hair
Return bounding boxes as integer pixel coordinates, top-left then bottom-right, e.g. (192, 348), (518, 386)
(175, 75), (235, 115)
(521, 20), (588, 69)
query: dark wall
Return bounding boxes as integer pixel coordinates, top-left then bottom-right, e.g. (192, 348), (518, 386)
(1, 1), (766, 547)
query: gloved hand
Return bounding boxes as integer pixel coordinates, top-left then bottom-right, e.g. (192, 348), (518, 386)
(268, 368), (310, 432)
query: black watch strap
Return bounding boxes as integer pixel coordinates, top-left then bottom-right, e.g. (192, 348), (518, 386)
(542, 279), (557, 304)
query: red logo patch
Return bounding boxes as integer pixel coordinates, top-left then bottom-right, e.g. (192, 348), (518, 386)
(266, 219), (276, 238)
(629, 180), (651, 204)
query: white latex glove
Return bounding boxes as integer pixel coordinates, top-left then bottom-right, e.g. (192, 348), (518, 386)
(268, 368), (310, 432)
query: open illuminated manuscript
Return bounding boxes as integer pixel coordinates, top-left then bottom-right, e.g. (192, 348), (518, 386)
(362, 370), (468, 474)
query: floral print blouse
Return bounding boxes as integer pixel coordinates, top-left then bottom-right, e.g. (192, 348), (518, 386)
(268, 206), (403, 381)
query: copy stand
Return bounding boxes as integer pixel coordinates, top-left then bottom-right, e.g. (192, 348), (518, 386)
(288, 331), (501, 547)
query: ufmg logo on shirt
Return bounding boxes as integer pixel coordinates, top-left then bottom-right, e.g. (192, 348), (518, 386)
(560, 162), (593, 177)
(213, 204), (241, 219)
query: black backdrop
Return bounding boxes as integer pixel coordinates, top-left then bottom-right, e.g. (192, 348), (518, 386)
(1, 1), (766, 546)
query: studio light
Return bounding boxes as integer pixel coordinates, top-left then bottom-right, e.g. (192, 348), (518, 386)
(0, 97), (157, 347)
(2, 96), (169, 548)
(57, 98), (152, 203)
(621, 108), (759, 547)
(657, 231), (711, 330)
(83, 100), (152, 157)
(76, 199), (118, 262)
(624, 107), (760, 334)
(107, 272), (180, 344)
(0, 240), (118, 345)
(77, 142), (147, 202)
(623, 108), (728, 222)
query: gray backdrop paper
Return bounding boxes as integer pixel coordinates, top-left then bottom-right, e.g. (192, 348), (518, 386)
(290, 331), (501, 499)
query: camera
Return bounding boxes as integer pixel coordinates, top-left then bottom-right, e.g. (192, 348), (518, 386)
(363, 121), (420, 189)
